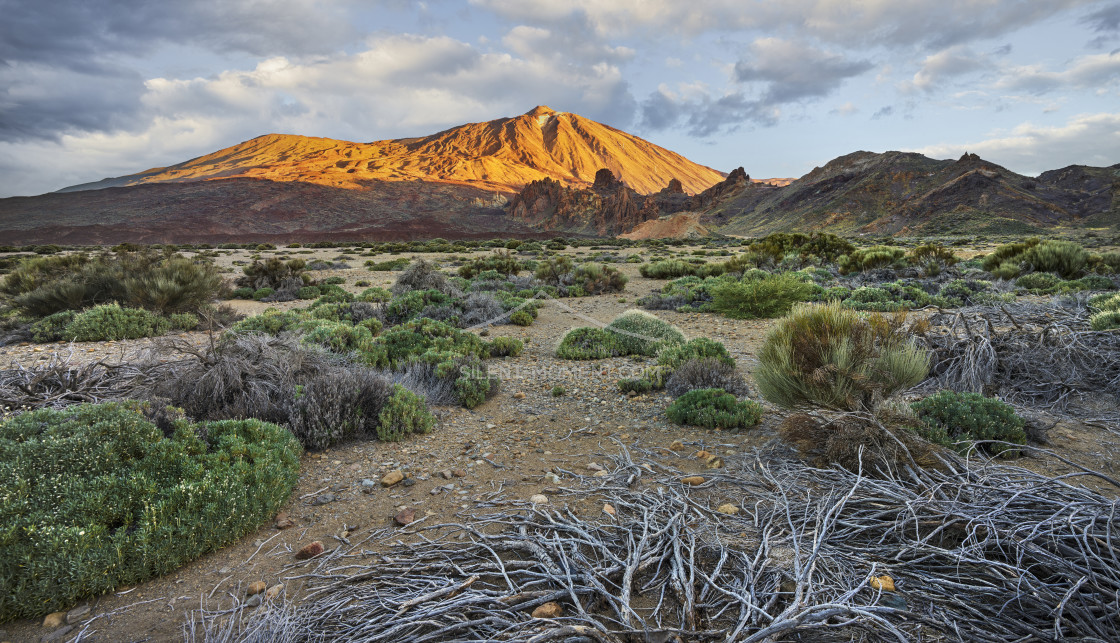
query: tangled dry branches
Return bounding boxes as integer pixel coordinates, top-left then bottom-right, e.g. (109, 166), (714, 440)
(917, 301), (1120, 415)
(189, 445), (1120, 642)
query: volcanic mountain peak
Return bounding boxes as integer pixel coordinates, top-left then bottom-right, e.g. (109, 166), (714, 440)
(59, 106), (725, 196)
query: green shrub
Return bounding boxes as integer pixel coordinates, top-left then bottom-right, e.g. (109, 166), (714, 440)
(0, 402), (301, 621)
(168, 312), (199, 331)
(252, 287), (274, 301)
(1090, 292), (1120, 330)
(982, 238), (1040, 273)
(29, 310), (76, 343)
(237, 257), (307, 290)
(709, 272), (814, 318)
(837, 246), (907, 274)
(909, 243), (959, 267)
(640, 260), (723, 279)
(64, 304), (171, 342)
(4, 252), (224, 318)
(297, 286), (321, 299)
(657, 337), (734, 370)
(358, 287), (392, 303)
(748, 232), (854, 264)
(363, 318), (489, 370)
(376, 385), (435, 441)
(755, 302), (929, 411)
(488, 336), (524, 357)
(458, 251), (522, 278)
(910, 391), (1026, 456)
(534, 256), (574, 286)
(366, 258), (410, 271)
(227, 308), (308, 335)
(618, 378), (654, 394)
(232, 287), (255, 299)
(508, 309), (533, 326)
(551, 385), (566, 397)
(938, 279), (990, 307)
(555, 327), (623, 360)
(1015, 272), (1062, 293)
(1076, 274), (1115, 291)
(666, 388), (763, 429)
(299, 319), (376, 354)
(354, 280), (371, 287)
(572, 263), (627, 294)
(604, 310), (685, 356)
(320, 276), (345, 285)
(1024, 240), (1088, 279)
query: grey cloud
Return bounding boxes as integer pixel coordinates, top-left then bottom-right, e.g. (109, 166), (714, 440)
(0, 0), (357, 67)
(1082, 2), (1120, 32)
(872, 106), (894, 120)
(639, 91), (774, 137)
(734, 39), (873, 105)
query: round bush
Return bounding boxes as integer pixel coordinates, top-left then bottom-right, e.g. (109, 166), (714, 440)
(910, 391), (1026, 455)
(377, 385), (435, 441)
(64, 303), (171, 341)
(0, 402), (301, 621)
(666, 388), (763, 429)
(1015, 272), (1062, 292)
(605, 310), (685, 356)
(755, 302), (929, 411)
(297, 286), (321, 299)
(509, 309), (534, 326)
(657, 337), (734, 370)
(556, 327), (623, 360)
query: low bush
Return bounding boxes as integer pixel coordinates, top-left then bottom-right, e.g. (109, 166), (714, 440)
(237, 257), (307, 290)
(755, 302), (929, 411)
(572, 263), (628, 294)
(657, 337), (734, 370)
(488, 336), (524, 357)
(665, 358), (749, 397)
(458, 251), (522, 278)
(365, 258), (410, 271)
(0, 401), (300, 621)
(376, 385), (435, 441)
(358, 287), (392, 303)
(556, 327), (623, 360)
(64, 304), (171, 342)
(640, 260), (723, 279)
(709, 271), (815, 319)
(1024, 240), (1088, 279)
(666, 388), (762, 429)
(391, 259), (460, 296)
(297, 286), (321, 299)
(837, 246), (907, 275)
(604, 310), (685, 356)
(938, 279), (991, 307)
(509, 310), (534, 326)
(550, 385), (566, 397)
(910, 391), (1026, 456)
(1015, 272), (1063, 293)
(4, 251), (225, 318)
(252, 287), (275, 301)
(168, 312), (199, 331)
(1090, 293), (1120, 331)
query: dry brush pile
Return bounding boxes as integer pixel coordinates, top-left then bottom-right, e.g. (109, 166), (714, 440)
(189, 445), (1120, 643)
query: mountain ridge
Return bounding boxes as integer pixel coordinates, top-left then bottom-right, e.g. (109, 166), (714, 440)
(56, 106), (726, 196)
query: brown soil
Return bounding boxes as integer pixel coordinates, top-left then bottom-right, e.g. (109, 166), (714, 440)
(2, 246), (1117, 643)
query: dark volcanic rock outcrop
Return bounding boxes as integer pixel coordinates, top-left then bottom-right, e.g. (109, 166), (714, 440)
(508, 169), (691, 235)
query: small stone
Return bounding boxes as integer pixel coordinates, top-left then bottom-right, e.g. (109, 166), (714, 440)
(381, 470), (404, 487)
(486, 423), (496, 429)
(717, 503), (739, 515)
(310, 492), (337, 505)
(694, 450), (712, 459)
(361, 479), (377, 493)
(545, 472), (561, 483)
(681, 476), (705, 486)
(265, 583), (284, 600)
(65, 604), (90, 624)
(244, 594), (262, 608)
(452, 469), (467, 478)
(706, 456), (724, 470)
(403, 477), (416, 487)
(247, 581), (267, 596)
(593, 470), (608, 477)
(669, 440), (685, 451)
(394, 508), (416, 526)
(295, 541), (324, 560)
(529, 494), (549, 504)
(602, 503), (616, 516)
(42, 612), (66, 629)
(275, 514), (295, 530)
(440, 470), (453, 480)
(514, 392), (526, 399)
(531, 602), (563, 618)
(870, 575), (896, 592)
(40, 625), (73, 642)
(586, 462), (604, 472)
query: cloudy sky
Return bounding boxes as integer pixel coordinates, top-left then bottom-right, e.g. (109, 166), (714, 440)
(2, 0), (1119, 197)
